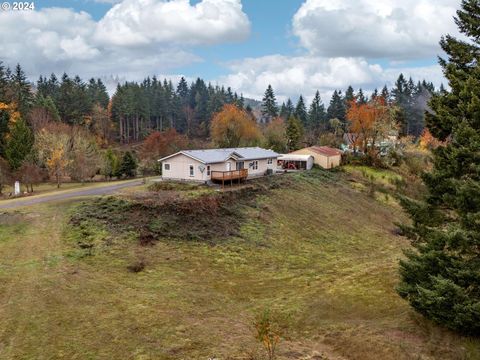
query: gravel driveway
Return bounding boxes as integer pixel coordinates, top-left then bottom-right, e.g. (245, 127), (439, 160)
(0, 180), (143, 210)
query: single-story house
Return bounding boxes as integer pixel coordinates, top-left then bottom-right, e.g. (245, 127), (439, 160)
(290, 146), (342, 169)
(158, 147), (279, 183)
(277, 154), (314, 170)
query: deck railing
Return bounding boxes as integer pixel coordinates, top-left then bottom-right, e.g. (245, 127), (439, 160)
(211, 169), (248, 181)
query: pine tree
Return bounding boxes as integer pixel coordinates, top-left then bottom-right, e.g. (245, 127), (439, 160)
(357, 88), (367, 104)
(381, 85), (390, 103)
(10, 64), (33, 117)
(280, 98), (294, 120)
(397, 0), (480, 334)
(327, 90), (346, 127)
(295, 95), (308, 127)
(286, 116), (304, 151)
(344, 86), (355, 110)
(261, 85), (278, 122)
(5, 117), (33, 170)
(308, 90), (325, 131)
(117, 151), (137, 178)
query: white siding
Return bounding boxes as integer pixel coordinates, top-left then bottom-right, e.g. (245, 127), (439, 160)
(161, 154), (278, 182)
(161, 154), (206, 182)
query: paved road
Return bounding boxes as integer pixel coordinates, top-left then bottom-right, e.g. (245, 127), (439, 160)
(0, 180), (143, 210)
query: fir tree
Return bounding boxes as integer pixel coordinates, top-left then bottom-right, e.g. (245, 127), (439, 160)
(397, 0), (480, 334)
(10, 64), (33, 117)
(327, 90), (346, 127)
(344, 86), (355, 110)
(261, 84), (278, 122)
(286, 116), (304, 151)
(295, 95), (308, 127)
(117, 151), (137, 178)
(308, 90), (325, 131)
(5, 117), (33, 170)
(357, 88), (367, 104)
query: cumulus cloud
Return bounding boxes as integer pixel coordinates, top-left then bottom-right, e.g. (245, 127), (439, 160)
(95, 0), (250, 46)
(218, 55), (444, 102)
(292, 0), (460, 59)
(0, 0), (249, 80)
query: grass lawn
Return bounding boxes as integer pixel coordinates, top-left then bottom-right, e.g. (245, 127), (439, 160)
(0, 168), (478, 359)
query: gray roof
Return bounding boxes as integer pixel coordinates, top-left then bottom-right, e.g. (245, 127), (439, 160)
(159, 147), (279, 164)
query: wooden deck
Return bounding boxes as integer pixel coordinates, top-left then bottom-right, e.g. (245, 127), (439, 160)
(211, 169), (248, 187)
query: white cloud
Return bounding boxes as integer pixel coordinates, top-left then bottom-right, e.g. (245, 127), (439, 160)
(292, 0), (460, 59)
(95, 0), (250, 46)
(0, 0), (249, 80)
(218, 55), (445, 102)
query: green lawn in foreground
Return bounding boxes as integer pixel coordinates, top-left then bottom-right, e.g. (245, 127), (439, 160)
(0, 168), (478, 359)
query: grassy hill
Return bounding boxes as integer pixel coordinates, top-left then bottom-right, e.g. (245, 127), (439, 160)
(0, 168), (478, 359)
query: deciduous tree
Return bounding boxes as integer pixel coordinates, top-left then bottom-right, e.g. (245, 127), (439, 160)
(264, 117), (287, 153)
(210, 104), (262, 148)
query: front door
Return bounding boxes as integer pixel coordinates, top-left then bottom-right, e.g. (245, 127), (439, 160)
(226, 162), (231, 171)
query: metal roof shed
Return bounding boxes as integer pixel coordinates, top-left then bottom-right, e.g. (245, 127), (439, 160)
(278, 154), (314, 170)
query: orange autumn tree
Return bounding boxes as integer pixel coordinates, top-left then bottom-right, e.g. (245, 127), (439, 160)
(210, 104), (262, 148)
(346, 96), (397, 158)
(138, 128), (188, 174)
(419, 128), (444, 150)
(141, 128), (188, 159)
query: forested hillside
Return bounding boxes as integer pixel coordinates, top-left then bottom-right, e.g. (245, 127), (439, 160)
(0, 59), (437, 191)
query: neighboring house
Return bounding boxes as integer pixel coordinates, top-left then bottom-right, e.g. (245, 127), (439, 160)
(277, 154), (314, 170)
(290, 146), (342, 169)
(158, 147), (279, 183)
(342, 132), (399, 155)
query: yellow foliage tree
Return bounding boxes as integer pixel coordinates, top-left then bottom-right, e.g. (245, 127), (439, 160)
(35, 125), (72, 188)
(210, 104), (262, 148)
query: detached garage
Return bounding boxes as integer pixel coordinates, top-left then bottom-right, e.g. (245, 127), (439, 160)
(291, 146), (342, 169)
(277, 154), (314, 170)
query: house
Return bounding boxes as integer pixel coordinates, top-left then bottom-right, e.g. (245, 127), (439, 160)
(158, 147), (279, 184)
(277, 154), (314, 171)
(290, 146), (342, 169)
(342, 132), (399, 155)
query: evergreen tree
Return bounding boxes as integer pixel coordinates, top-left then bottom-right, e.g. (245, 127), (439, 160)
(307, 90), (325, 131)
(176, 77), (189, 101)
(261, 84), (278, 122)
(10, 64), (33, 117)
(5, 117), (33, 170)
(0, 110), (9, 157)
(397, 0), (480, 334)
(357, 88), (367, 104)
(280, 98), (294, 120)
(87, 78), (109, 109)
(327, 90), (346, 127)
(381, 85), (390, 103)
(117, 151), (137, 178)
(344, 86), (355, 109)
(0, 61), (9, 103)
(286, 115), (304, 151)
(295, 95), (308, 127)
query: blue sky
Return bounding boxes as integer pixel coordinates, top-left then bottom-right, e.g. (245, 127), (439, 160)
(0, 0), (459, 101)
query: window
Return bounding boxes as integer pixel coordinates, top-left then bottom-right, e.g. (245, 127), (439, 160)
(236, 161), (244, 170)
(253, 161), (258, 170)
(164, 163), (170, 171)
(207, 165), (210, 176)
(189, 165), (194, 177)
(267, 158), (273, 165)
